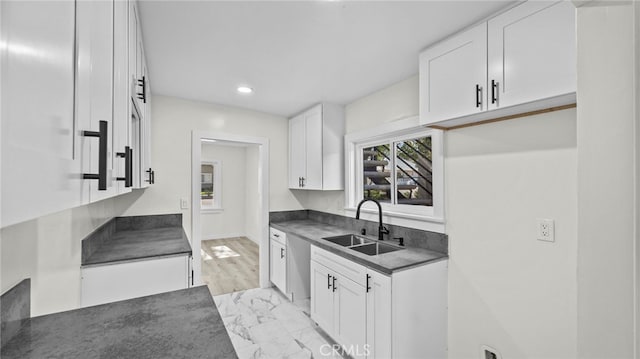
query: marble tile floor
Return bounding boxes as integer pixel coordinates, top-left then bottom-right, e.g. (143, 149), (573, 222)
(213, 287), (345, 359)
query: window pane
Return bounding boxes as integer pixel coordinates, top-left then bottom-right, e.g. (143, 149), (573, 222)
(201, 164), (214, 207)
(395, 137), (432, 206)
(362, 145), (391, 203)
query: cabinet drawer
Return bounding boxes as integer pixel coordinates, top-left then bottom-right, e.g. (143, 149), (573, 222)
(311, 245), (366, 286)
(270, 227), (286, 245)
(81, 255), (189, 307)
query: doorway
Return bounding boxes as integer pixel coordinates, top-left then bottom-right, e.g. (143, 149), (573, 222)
(191, 131), (270, 295)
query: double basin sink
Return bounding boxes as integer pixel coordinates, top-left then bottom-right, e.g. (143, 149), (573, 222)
(321, 234), (404, 256)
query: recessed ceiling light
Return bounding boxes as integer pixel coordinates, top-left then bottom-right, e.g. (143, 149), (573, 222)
(237, 86), (253, 94)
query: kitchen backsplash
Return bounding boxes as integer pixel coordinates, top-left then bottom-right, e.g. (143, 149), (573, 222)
(270, 210), (448, 254)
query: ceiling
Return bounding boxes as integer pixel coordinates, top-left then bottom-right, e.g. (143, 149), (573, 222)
(138, 1), (515, 118)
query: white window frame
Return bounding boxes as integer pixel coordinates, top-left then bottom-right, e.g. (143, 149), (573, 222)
(201, 159), (222, 212)
(344, 116), (444, 233)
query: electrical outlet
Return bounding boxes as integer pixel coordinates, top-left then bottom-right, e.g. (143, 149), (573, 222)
(537, 218), (555, 242)
(180, 198), (189, 209)
(480, 345), (502, 359)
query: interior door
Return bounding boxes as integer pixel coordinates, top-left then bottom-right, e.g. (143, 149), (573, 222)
(419, 23), (487, 125)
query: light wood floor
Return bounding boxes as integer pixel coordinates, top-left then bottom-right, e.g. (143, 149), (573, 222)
(201, 237), (259, 296)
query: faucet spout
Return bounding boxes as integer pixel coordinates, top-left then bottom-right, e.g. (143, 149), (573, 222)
(355, 199), (388, 241)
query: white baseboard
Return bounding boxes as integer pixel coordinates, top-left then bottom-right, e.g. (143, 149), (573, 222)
(245, 235), (260, 245)
(201, 232), (245, 241)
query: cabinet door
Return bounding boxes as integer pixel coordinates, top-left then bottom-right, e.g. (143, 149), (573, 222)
(270, 239), (287, 294)
(310, 261), (335, 333)
(419, 23), (487, 125)
(81, 255), (189, 307)
(334, 274), (367, 357)
(288, 114), (306, 189)
(366, 270), (392, 359)
(303, 106), (323, 190)
(76, 0), (118, 203)
(113, 0), (132, 195)
(138, 49), (152, 188)
(487, 1), (576, 110)
(0, 0), (80, 226)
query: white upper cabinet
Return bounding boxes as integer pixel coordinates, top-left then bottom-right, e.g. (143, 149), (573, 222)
(487, 1), (576, 110)
(76, 0), (118, 203)
(113, 0), (133, 195)
(420, 0), (576, 129)
(130, 1), (154, 189)
(0, 1), (80, 227)
(288, 103), (344, 191)
(419, 23), (487, 124)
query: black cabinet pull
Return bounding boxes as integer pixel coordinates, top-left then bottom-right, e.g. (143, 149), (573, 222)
(327, 274), (332, 290)
(280, 247), (284, 259)
(366, 274), (371, 293)
(475, 84), (482, 108)
(82, 120), (108, 190)
(332, 276), (337, 292)
(491, 80), (498, 105)
(301, 177), (305, 187)
(116, 146), (132, 188)
(298, 177), (302, 187)
(137, 76), (146, 103)
(145, 168), (154, 184)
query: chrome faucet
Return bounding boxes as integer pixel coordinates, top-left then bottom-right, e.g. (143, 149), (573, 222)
(355, 199), (389, 241)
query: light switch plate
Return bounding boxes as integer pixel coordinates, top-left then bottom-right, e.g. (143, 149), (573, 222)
(180, 198), (189, 209)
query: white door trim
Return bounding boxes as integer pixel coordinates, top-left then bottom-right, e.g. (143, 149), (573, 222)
(191, 131), (270, 288)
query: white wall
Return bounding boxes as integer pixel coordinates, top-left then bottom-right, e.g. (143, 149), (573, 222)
(301, 75), (419, 215)
(576, 3), (637, 357)
(245, 145), (260, 244)
(200, 143), (248, 240)
(305, 73), (579, 358)
(0, 192), (141, 316)
(446, 110), (578, 358)
(116, 95), (305, 239)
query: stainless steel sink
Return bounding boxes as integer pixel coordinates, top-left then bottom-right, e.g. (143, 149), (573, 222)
(350, 242), (403, 256)
(322, 234), (404, 256)
(322, 234), (373, 247)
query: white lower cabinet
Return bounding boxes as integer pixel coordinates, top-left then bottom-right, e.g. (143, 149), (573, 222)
(81, 255), (190, 307)
(270, 227), (311, 301)
(270, 236), (287, 295)
(311, 245), (447, 358)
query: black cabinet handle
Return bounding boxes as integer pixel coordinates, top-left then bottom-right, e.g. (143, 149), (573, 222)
(327, 274), (332, 290)
(332, 276), (337, 292)
(475, 84), (482, 108)
(145, 168), (154, 184)
(280, 247), (284, 259)
(273, 233), (280, 238)
(298, 177), (302, 187)
(491, 80), (498, 105)
(82, 120), (108, 190)
(301, 177), (305, 187)
(116, 146), (132, 187)
(137, 76), (146, 103)
(366, 274), (371, 293)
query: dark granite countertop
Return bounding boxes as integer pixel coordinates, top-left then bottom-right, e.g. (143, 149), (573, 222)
(270, 219), (447, 275)
(83, 226), (192, 267)
(0, 286), (237, 359)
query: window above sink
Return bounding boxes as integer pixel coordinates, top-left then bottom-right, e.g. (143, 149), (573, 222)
(344, 116), (445, 234)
